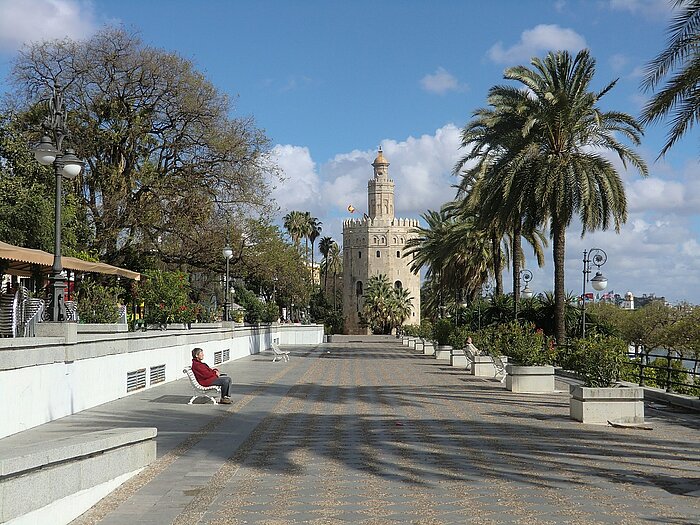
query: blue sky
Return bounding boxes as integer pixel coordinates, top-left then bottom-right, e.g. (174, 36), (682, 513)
(1, 0), (699, 304)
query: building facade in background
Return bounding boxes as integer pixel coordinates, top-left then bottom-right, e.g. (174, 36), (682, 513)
(342, 149), (420, 334)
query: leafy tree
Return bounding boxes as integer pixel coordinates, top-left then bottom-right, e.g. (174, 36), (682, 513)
(641, 0), (700, 157)
(9, 27), (274, 270)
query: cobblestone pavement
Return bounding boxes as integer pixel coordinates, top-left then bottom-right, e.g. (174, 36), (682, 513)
(73, 341), (700, 525)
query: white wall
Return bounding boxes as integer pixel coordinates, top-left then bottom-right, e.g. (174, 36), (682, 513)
(0, 324), (323, 439)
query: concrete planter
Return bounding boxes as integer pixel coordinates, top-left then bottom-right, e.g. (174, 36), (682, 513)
(450, 348), (468, 368)
(471, 355), (507, 377)
(570, 385), (645, 425)
(402, 337), (410, 346)
(414, 339), (424, 352)
(434, 344), (452, 360)
(505, 364), (555, 393)
(423, 341), (435, 356)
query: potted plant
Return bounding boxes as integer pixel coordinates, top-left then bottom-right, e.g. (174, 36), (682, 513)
(497, 322), (557, 393)
(565, 334), (644, 424)
(418, 320), (435, 355)
(432, 318), (453, 360)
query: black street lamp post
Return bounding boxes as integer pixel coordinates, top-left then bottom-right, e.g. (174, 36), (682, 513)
(33, 83), (84, 322)
(581, 248), (608, 338)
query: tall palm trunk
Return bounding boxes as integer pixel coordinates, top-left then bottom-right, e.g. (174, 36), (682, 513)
(553, 219), (567, 344)
(491, 234), (503, 295)
(310, 241), (315, 293)
(512, 220), (522, 315)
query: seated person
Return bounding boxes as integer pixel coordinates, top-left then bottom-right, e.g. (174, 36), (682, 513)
(465, 337), (482, 356)
(191, 347), (232, 404)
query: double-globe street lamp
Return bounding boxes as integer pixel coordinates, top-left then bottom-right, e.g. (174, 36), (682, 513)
(33, 83), (85, 322)
(222, 245), (234, 321)
(581, 248), (609, 338)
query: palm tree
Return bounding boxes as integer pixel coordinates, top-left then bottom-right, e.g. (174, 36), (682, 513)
(326, 241), (342, 310)
(642, 0), (700, 157)
(318, 236), (335, 292)
(361, 274), (413, 334)
(303, 213), (322, 290)
(459, 50), (647, 343)
(404, 205), (496, 317)
(283, 211), (306, 248)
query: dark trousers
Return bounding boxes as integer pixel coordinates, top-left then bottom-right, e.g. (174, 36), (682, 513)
(211, 376), (231, 398)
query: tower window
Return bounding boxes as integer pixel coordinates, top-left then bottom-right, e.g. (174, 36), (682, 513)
(358, 251), (361, 259)
(396, 251), (400, 258)
(395, 281), (402, 289)
(376, 250), (380, 258)
(356, 281), (363, 296)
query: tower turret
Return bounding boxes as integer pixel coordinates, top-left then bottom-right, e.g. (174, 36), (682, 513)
(368, 147), (394, 219)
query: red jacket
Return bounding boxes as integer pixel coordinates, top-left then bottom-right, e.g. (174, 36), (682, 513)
(191, 359), (218, 386)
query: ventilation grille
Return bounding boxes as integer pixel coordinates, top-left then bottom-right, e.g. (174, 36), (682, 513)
(223, 348), (230, 362)
(150, 364), (166, 385)
(127, 368), (146, 392)
(214, 351), (223, 365)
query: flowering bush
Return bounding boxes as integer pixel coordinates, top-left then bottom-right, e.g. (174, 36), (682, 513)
(138, 270), (192, 325)
(492, 321), (555, 366)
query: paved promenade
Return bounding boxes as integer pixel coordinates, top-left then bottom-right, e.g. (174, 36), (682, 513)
(14, 339), (699, 524)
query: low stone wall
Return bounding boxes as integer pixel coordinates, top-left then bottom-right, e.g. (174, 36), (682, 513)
(0, 324), (323, 439)
(0, 427), (156, 525)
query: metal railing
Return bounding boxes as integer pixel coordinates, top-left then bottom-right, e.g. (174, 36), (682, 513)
(628, 349), (700, 397)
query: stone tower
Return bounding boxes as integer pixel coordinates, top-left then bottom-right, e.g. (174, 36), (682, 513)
(342, 148), (421, 334)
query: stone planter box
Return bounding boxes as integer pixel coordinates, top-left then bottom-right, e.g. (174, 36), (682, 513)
(505, 365), (555, 393)
(471, 355), (507, 377)
(414, 339), (424, 352)
(434, 345), (452, 360)
(570, 385), (645, 425)
(408, 337), (417, 349)
(423, 341), (435, 356)
(402, 337), (410, 346)
(450, 348), (468, 368)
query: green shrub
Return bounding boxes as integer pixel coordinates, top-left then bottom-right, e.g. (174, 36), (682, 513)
(564, 335), (627, 387)
(418, 320), (433, 339)
(432, 318), (453, 346)
(493, 321), (554, 366)
(447, 326), (470, 349)
(139, 270), (191, 325)
(76, 279), (121, 324)
(402, 324), (420, 337)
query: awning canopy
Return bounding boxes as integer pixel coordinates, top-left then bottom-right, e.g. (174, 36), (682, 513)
(0, 241), (141, 281)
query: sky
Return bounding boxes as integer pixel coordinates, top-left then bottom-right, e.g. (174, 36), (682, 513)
(0, 0), (698, 304)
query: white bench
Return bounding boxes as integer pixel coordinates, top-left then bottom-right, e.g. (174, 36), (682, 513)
(183, 366), (221, 404)
(271, 342), (290, 362)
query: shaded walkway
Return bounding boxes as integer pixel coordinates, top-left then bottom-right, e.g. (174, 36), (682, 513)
(22, 340), (700, 524)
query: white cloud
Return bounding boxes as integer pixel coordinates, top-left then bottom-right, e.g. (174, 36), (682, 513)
(269, 145), (321, 212)
(0, 0), (98, 53)
(270, 124), (463, 245)
(609, 53), (629, 72)
(487, 24), (587, 65)
(554, 0), (567, 13)
(420, 67), (467, 95)
(608, 0), (673, 19)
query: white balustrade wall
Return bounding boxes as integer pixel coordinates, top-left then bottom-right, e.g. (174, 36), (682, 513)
(0, 323), (323, 439)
